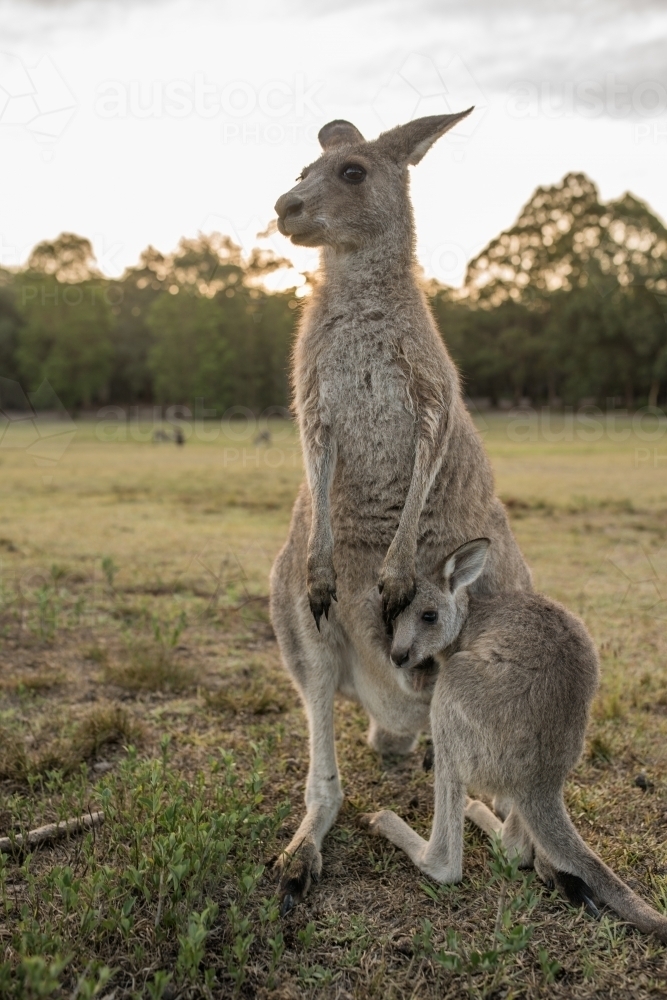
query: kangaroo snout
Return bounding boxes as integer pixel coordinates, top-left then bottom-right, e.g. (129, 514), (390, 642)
(275, 192), (304, 225)
(391, 646), (410, 667)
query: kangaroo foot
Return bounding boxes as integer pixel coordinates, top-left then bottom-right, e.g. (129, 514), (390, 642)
(274, 838), (322, 916)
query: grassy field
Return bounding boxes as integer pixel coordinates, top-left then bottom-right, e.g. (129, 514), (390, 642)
(1, 413), (667, 999)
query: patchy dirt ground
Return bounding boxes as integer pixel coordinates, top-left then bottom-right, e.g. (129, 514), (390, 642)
(1, 416), (667, 998)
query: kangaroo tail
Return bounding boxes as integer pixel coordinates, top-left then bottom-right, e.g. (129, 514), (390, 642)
(518, 797), (667, 942)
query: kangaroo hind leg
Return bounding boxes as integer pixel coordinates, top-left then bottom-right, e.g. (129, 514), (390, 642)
(366, 746), (466, 884)
(465, 799), (534, 868)
(501, 806), (535, 868)
(271, 623), (344, 912)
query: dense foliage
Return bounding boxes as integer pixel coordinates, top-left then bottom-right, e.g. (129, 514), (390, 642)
(434, 172), (667, 407)
(0, 172), (665, 413)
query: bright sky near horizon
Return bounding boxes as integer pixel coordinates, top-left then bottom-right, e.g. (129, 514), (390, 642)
(1, 0), (666, 289)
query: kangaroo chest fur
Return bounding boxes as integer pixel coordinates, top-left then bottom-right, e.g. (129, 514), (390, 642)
(315, 318), (418, 517)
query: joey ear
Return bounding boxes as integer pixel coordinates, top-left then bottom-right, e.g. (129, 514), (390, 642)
(318, 120), (365, 150)
(443, 538), (490, 593)
(376, 108), (474, 166)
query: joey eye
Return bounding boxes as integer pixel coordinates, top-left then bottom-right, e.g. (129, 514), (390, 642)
(340, 164), (366, 184)
(422, 611), (438, 624)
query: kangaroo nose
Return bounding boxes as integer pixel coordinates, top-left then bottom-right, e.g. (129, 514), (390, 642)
(391, 648), (410, 667)
(275, 192), (304, 221)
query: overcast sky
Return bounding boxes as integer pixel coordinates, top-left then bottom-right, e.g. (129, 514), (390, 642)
(1, 0), (666, 287)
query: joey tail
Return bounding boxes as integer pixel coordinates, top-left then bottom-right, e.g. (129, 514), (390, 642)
(520, 798), (667, 942)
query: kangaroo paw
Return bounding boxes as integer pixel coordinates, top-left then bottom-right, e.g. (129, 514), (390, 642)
(307, 566), (337, 630)
(378, 571), (416, 625)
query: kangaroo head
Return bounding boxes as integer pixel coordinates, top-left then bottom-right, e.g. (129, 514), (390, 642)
(274, 109), (473, 252)
(390, 538), (490, 674)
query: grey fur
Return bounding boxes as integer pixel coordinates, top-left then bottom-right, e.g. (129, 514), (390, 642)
(270, 113), (531, 906)
(365, 540), (667, 942)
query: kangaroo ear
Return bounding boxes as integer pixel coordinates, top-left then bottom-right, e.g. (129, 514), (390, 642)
(443, 538), (490, 593)
(376, 108), (474, 166)
(318, 120), (365, 150)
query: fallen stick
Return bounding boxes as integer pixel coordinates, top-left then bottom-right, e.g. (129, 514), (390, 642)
(0, 811), (104, 852)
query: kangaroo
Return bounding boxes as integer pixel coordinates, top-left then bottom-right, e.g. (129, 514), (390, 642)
(270, 112), (532, 911)
(364, 539), (667, 942)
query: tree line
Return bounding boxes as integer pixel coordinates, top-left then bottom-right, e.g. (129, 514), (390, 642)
(1, 171), (666, 415)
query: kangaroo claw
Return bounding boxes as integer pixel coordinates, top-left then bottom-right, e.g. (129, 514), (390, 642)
(307, 573), (336, 630)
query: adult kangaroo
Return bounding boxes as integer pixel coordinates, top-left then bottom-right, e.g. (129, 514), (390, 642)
(270, 111), (531, 911)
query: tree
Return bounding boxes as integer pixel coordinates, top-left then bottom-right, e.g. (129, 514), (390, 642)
(15, 273), (113, 408)
(462, 173), (667, 309)
(27, 233), (100, 284)
(147, 289), (235, 408)
(0, 271), (22, 382)
(145, 234), (297, 413)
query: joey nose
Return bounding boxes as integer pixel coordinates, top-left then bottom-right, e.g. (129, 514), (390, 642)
(391, 648), (410, 667)
(275, 192), (304, 221)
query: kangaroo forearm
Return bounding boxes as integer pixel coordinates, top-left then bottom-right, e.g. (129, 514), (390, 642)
(303, 429), (337, 563)
(387, 418), (447, 564)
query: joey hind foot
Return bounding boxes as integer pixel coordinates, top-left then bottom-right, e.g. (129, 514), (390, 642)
(360, 810), (392, 835)
(307, 563), (337, 631)
(274, 839), (323, 915)
(534, 851), (600, 919)
(361, 811), (461, 884)
(378, 565), (416, 625)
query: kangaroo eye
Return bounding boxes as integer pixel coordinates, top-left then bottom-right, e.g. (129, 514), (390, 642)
(340, 164), (366, 184)
(422, 611), (438, 624)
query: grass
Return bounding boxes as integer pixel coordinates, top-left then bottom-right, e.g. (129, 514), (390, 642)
(103, 641), (195, 694)
(0, 415), (667, 997)
(0, 705), (141, 783)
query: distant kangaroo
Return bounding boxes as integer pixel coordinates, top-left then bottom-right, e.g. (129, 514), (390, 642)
(364, 539), (667, 943)
(270, 112), (531, 910)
